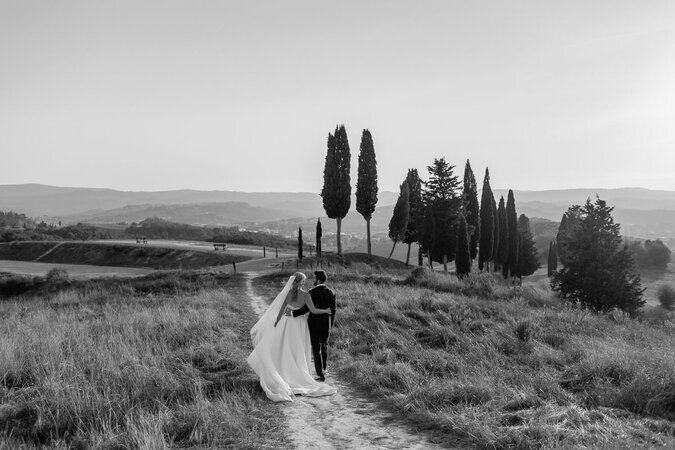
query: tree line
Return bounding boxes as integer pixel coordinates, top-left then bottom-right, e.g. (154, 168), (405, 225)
(319, 124), (540, 281)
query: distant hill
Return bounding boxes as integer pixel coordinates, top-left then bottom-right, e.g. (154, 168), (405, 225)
(2, 184), (675, 243)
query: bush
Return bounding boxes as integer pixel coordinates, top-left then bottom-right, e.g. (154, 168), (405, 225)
(657, 284), (675, 311)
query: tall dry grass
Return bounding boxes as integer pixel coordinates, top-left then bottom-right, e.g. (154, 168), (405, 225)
(260, 266), (675, 449)
(0, 273), (287, 448)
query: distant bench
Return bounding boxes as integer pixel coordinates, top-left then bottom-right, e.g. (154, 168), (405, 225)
(213, 243), (227, 252)
(135, 237), (147, 244)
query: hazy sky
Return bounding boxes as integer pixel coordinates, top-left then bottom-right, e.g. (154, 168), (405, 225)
(1, 1), (674, 192)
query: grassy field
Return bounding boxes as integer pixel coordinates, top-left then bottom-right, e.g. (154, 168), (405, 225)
(256, 265), (675, 449)
(0, 271), (288, 448)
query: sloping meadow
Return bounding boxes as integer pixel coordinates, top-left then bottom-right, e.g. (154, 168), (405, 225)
(0, 272), (287, 448)
(262, 267), (675, 448)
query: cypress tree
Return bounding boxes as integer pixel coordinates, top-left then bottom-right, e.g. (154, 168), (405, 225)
(355, 129), (378, 257)
(298, 227), (303, 260)
(388, 182), (410, 259)
(455, 212), (471, 278)
(495, 196), (508, 272)
(513, 214), (540, 281)
(425, 158), (461, 272)
(462, 160), (480, 261)
(403, 169), (424, 266)
(321, 125), (351, 256)
(491, 194), (498, 272)
(478, 168), (494, 271)
(316, 218), (322, 257)
(505, 189), (519, 279)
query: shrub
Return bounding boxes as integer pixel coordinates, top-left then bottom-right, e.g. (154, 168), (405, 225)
(45, 268), (69, 283)
(657, 284), (675, 311)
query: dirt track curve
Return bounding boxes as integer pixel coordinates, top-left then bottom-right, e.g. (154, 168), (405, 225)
(244, 271), (443, 450)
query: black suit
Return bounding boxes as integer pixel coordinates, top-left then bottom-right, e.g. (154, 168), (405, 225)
(292, 284), (336, 378)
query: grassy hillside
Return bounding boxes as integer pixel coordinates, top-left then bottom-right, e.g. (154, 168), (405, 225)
(0, 242), (250, 270)
(256, 266), (675, 449)
(0, 272), (288, 448)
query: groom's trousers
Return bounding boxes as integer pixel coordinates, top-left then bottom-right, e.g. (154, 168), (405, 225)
(308, 322), (330, 377)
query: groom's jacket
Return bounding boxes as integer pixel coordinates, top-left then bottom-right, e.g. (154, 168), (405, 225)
(293, 284), (336, 328)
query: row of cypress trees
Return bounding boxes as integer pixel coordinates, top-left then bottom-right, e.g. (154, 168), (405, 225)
(320, 124), (539, 280)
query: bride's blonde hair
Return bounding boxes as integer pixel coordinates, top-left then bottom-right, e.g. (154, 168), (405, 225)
(293, 272), (307, 284)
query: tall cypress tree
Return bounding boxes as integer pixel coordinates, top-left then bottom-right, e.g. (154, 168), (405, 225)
(455, 212), (471, 278)
(388, 182), (410, 259)
(425, 158), (462, 273)
(316, 218), (322, 257)
(462, 160), (480, 261)
(491, 194), (498, 272)
(505, 189), (519, 278)
(298, 227), (303, 260)
(355, 129), (378, 257)
(403, 168), (424, 266)
(495, 196), (508, 272)
(321, 125), (351, 256)
(478, 168), (494, 271)
(513, 214), (539, 281)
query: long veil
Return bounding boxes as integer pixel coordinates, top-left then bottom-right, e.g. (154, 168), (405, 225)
(250, 275), (294, 346)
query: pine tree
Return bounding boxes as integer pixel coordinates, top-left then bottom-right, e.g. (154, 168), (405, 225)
(462, 160), (480, 261)
(455, 212), (471, 278)
(298, 227), (303, 260)
(321, 125), (351, 256)
(424, 158), (462, 272)
(388, 182), (410, 259)
(478, 168), (494, 271)
(316, 218), (322, 257)
(403, 169), (424, 266)
(551, 197), (645, 315)
(504, 189), (519, 279)
(513, 214), (539, 281)
(495, 196), (508, 272)
(355, 129), (378, 257)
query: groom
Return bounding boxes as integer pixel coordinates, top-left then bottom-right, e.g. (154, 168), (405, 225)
(286, 270), (335, 381)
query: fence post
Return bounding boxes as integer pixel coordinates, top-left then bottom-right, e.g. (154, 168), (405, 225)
(276, 248), (278, 258)
(281, 261), (285, 271)
(263, 246), (266, 258)
(232, 261), (237, 273)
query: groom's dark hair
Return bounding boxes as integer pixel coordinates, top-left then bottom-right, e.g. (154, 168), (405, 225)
(314, 270), (327, 284)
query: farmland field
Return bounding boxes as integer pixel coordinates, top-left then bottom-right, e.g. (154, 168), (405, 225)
(0, 260), (154, 279)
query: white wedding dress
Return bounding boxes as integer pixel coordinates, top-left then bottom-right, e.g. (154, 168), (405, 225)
(247, 276), (337, 402)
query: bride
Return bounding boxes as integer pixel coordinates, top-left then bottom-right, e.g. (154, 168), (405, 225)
(247, 272), (337, 402)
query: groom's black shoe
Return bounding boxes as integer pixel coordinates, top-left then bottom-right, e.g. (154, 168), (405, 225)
(315, 376), (325, 382)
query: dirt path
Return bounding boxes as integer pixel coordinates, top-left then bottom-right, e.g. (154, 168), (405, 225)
(244, 272), (442, 450)
(33, 242), (65, 262)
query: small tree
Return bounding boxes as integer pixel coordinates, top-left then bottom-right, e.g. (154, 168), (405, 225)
(551, 197), (645, 315)
(455, 212), (471, 278)
(478, 168), (494, 271)
(355, 129), (378, 257)
(316, 218), (322, 257)
(462, 160), (480, 261)
(403, 169), (424, 266)
(298, 227), (303, 260)
(547, 241), (557, 277)
(321, 125), (351, 256)
(388, 182), (410, 259)
(658, 284), (675, 311)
